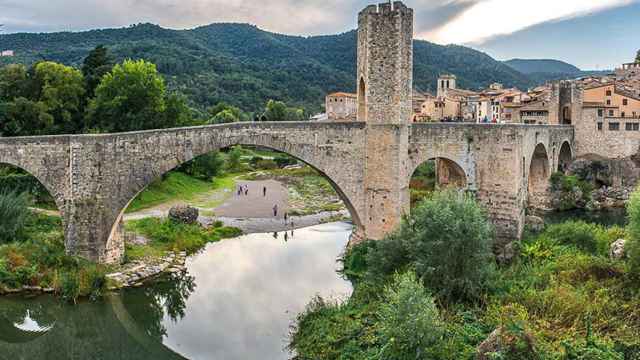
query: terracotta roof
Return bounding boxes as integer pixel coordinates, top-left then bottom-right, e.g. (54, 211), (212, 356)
(327, 92), (356, 98)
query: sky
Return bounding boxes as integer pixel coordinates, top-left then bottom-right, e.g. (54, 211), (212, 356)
(1, 0), (638, 69)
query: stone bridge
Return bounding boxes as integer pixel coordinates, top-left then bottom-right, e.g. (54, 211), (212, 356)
(0, 2), (576, 263)
(0, 121), (573, 262)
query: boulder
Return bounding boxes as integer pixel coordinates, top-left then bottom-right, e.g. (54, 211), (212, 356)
(525, 215), (545, 233)
(610, 239), (626, 260)
(168, 205), (199, 224)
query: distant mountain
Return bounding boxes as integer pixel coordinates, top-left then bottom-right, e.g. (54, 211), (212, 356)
(0, 23), (534, 113)
(504, 58), (582, 75)
(503, 58), (612, 85)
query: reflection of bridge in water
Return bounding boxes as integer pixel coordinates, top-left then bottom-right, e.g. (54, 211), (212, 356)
(0, 1), (574, 262)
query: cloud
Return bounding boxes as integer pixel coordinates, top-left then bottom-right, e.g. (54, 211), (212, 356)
(423, 0), (638, 44)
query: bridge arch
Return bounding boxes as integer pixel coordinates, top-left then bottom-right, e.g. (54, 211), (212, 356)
(557, 141), (573, 173)
(106, 131), (364, 253)
(527, 143), (551, 209)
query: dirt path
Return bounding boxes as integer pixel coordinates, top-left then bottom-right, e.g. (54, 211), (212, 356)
(213, 180), (289, 218)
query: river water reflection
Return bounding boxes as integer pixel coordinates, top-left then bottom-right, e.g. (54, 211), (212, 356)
(0, 222), (353, 360)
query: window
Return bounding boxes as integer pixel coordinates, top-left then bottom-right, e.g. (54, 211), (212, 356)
(622, 112), (626, 118)
(623, 99), (628, 106)
(598, 109), (604, 117)
(609, 110), (615, 117)
(606, 100), (611, 105)
(626, 122), (639, 131)
(609, 122), (620, 131)
(597, 122), (603, 131)
(606, 90), (612, 96)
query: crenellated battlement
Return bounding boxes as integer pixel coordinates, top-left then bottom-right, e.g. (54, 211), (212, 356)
(359, 1), (411, 17)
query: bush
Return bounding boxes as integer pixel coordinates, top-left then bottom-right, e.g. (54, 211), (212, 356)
(377, 271), (444, 359)
(0, 190), (31, 244)
(177, 152), (224, 180)
(274, 155), (297, 168)
(59, 270), (80, 304)
(543, 221), (601, 254)
(255, 159), (278, 170)
(627, 189), (640, 276)
(367, 190), (495, 303)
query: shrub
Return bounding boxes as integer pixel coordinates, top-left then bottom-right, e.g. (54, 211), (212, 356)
(367, 190), (495, 303)
(543, 221), (600, 254)
(255, 159), (278, 170)
(274, 155), (297, 168)
(60, 270), (80, 304)
(377, 271), (444, 359)
(627, 189), (640, 276)
(0, 190), (31, 243)
(177, 152), (224, 180)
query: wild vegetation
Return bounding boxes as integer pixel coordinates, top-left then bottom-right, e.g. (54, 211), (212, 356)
(289, 188), (640, 359)
(0, 194), (109, 303)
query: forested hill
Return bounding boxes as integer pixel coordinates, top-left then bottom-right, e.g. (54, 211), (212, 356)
(504, 59), (582, 75)
(0, 23), (533, 113)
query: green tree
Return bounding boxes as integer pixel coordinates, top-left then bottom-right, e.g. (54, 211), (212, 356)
(33, 61), (86, 133)
(226, 146), (243, 172)
(209, 109), (239, 124)
(178, 152), (224, 180)
(164, 92), (194, 127)
(378, 271), (444, 359)
(366, 190), (495, 303)
(82, 45), (114, 98)
(208, 102), (248, 122)
(87, 59), (168, 132)
(636, 50), (640, 64)
(0, 64), (28, 100)
(262, 100), (287, 121)
(1, 97), (53, 136)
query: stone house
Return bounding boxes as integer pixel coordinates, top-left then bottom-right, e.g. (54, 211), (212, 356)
(326, 92), (357, 121)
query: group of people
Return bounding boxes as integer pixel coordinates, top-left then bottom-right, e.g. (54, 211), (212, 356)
(238, 182), (295, 241)
(237, 185), (249, 196)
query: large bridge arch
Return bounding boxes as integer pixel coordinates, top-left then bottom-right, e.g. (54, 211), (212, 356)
(82, 122), (367, 262)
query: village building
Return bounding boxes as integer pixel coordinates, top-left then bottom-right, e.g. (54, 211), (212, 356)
(325, 92), (357, 121)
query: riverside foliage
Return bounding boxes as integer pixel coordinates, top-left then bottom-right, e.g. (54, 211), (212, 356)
(289, 189), (640, 359)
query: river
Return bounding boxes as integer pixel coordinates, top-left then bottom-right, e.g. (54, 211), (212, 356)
(0, 222), (353, 360)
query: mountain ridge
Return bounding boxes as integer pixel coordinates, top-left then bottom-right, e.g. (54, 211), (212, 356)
(1, 22), (537, 113)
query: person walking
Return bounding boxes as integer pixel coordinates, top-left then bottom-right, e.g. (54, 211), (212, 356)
(284, 232), (289, 243)
(273, 204), (278, 217)
(245, 187), (249, 196)
(263, 186), (267, 197)
(284, 212), (288, 224)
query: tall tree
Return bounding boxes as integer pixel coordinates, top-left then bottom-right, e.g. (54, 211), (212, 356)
(636, 49), (640, 63)
(87, 59), (188, 133)
(33, 61), (86, 134)
(82, 45), (114, 98)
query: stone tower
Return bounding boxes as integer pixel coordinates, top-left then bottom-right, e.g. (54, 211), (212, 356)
(357, 1), (413, 124)
(356, 1), (414, 241)
(549, 80), (583, 125)
(437, 74), (457, 98)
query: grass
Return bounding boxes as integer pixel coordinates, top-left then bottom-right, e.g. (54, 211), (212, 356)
(124, 217), (243, 262)
(126, 172), (236, 213)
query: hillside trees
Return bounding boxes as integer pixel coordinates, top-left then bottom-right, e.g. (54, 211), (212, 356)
(636, 50), (640, 63)
(86, 59), (192, 132)
(0, 61), (85, 135)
